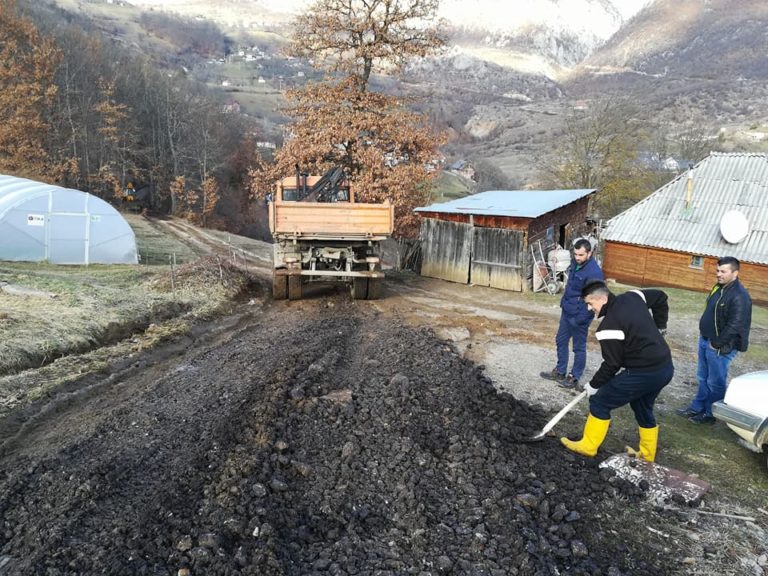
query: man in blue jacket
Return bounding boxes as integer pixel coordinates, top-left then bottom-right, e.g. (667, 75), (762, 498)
(540, 238), (604, 389)
(676, 256), (752, 424)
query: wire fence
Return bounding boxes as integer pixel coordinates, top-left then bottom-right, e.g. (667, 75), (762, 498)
(136, 248), (196, 266)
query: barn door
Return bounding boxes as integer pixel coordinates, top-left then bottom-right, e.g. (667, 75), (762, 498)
(420, 218), (472, 284)
(471, 227), (524, 291)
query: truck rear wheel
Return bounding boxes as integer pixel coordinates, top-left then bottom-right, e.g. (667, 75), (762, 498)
(273, 272), (288, 300)
(288, 275), (302, 300)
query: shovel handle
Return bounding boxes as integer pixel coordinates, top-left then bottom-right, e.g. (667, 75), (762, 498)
(539, 390), (587, 436)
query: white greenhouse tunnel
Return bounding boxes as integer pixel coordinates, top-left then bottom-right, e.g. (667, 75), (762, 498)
(0, 174), (138, 265)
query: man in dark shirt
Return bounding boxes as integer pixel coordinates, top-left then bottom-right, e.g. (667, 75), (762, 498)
(676, 256), (752, 424)
(561, 281), (674, 462)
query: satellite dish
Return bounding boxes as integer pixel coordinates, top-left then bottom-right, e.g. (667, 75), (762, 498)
(720, 210), (750, 244)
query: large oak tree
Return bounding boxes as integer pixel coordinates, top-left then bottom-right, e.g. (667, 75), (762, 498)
(250, 0), (447, 236)
(290, 0), (445, 91)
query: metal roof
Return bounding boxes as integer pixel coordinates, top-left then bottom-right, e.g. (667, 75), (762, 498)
(602, 153), (768, 265)
(414, 189), (596, 218)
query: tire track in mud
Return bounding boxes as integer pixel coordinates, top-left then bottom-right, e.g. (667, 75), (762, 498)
(0, 296), (679, 575)
(0, 302), (296, 573)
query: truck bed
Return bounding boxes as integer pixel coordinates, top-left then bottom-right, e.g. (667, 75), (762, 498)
(269, 200), (394, 239)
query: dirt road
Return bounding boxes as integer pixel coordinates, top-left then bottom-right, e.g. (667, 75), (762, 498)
(0, 286), (682, 575)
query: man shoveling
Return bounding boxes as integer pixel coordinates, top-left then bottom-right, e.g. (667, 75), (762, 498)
(561, 281), (674, 462)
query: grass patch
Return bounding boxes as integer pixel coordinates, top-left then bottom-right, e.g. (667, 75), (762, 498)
(127, 214), (200, 265)
(0, 262), (165, 375)
(221, 87), (286, 120)
(0, 216), (254, 380)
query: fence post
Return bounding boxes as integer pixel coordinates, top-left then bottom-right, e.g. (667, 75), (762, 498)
(169, 253), (176, 299)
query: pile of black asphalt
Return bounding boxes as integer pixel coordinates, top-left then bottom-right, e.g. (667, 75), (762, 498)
(0, 296), (677, 575)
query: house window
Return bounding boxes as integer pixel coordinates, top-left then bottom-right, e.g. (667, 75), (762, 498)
(690, 255), (704, 269)
(546, 226), (554, 245)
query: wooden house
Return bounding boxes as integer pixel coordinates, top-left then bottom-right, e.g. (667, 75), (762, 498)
(414, 188), (596, 292)
(602, 152), (768, 305)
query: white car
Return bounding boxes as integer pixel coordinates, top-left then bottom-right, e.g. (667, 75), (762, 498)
(712, 370), (768, 471)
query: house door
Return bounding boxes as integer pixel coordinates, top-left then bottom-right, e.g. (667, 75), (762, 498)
(471, 227), (524, 291)
(420, 218), (472, 284)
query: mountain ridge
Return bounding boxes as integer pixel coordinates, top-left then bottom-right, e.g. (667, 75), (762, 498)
(43, 0), (768, 188)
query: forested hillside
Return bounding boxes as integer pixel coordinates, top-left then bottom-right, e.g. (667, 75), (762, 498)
(1, 0), (258, 235)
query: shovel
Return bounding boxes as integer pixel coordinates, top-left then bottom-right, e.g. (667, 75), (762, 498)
(524, 390), (587, 442)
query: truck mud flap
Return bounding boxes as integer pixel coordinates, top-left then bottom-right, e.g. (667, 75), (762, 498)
(288, 275), (302, 300)
(273, 270), (288, 300)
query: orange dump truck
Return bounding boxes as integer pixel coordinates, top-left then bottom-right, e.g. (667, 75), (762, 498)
(268, 169), (394, 300)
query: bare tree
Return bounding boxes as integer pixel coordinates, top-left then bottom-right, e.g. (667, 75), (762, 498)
(473, 159), (515, 192)
(251, 0), (448, 236)
(676, 125), (720, 163)
(290, 0), (447, 91)
(539, 98), (655, 218)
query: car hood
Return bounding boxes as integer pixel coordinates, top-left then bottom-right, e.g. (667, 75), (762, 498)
(724, 370), (768, 419)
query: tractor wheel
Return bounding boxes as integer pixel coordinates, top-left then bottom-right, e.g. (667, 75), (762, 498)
(273, 271), (288, 300)
(352, 277), (368, 300)
(366, 278), (382, 300)
(288, 275), (302, 300)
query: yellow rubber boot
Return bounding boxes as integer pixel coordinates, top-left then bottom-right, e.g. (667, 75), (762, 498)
(626, 425), (659, 462)
(560, 414), (611, 457)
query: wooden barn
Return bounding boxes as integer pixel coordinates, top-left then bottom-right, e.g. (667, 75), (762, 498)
(602, 152), (768, 305)
(414, 188), (596, 292)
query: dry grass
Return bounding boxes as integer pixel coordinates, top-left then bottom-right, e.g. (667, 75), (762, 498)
(0, 224), (253, 380)
(127, 214), (201, 265)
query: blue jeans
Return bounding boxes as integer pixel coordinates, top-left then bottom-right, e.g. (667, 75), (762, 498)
(689, 336), (738, 417)
(590, 361), (674, 427)
(555, 313), (590, 380)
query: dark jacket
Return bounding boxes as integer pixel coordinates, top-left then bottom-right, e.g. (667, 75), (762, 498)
(700, 279), (752, 353)
(560, 256), (604, 324)
(590, 289), (672, 389)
